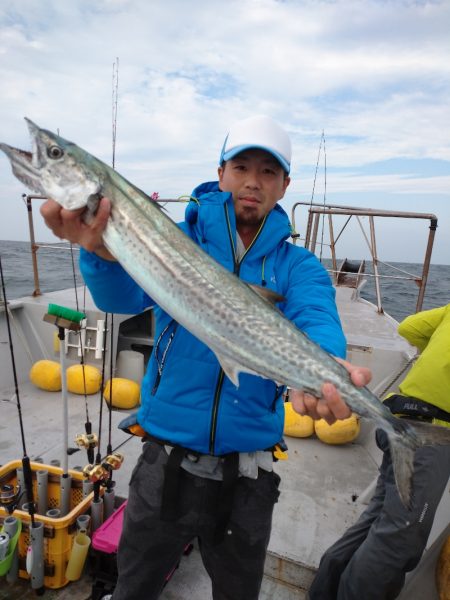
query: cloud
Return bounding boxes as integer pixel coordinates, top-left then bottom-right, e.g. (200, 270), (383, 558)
(0, 0), (449, 265)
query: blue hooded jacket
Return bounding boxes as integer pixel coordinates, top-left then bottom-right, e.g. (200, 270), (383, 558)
(80, 182), (346, 455)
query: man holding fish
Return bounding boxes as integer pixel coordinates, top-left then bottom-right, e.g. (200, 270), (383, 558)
(36, 114), (370, 599)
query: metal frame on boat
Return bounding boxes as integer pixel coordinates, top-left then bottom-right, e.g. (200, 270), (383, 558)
(291, 200), (437, 314)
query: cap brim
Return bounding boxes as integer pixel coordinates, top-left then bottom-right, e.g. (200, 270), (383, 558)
(221, 144), (290, 174)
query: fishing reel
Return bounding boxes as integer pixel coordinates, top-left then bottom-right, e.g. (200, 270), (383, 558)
(103, 452), (124, 470)
(75, 432), (98, 451)
(82, 452), (124, 484)
(0, 483), (21, 515)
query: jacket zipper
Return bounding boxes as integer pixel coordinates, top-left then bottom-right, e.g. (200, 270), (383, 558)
(271, 385), (284, 413)
(208, 205), (267, 453)
(151, 321), (178, 395)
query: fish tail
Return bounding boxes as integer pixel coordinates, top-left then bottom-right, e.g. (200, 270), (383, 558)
(388, 433), (417, 509)
(403, 418), (450, 446)
(388, 418), (450, 508)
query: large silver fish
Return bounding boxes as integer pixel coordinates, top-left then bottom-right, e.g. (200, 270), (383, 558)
(1, 119), (449, 507)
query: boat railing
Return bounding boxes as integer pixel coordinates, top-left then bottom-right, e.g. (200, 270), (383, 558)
(22, 194), (83, 297)
(22, 195), (438, 312)
(23, 194), (191, 297)
(290, 201), (438, 314)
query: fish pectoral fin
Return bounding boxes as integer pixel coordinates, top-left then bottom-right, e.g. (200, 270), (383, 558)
(388, 434), (417, 509)
(248, 284), (286, 305)
(215, 353), (262, 388)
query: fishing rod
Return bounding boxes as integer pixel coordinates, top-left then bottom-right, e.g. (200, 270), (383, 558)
(0, 256), (35, 519)
(93, 311), (109, 528)
(68, 242), (96, 465)
(112, 56), (119, 169)
(74, 56), (124, 528)
(86, 312), (123, 526)
(318, 131), (327, 262)
(92, 55), (123, 520)
(309, 131), (328, 262)
(0, 255), (45, 595)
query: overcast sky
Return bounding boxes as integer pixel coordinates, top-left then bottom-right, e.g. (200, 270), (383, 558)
(0, 0), (449, 266)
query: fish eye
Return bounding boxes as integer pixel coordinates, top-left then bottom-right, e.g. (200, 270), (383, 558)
(47, 145), (64, 159)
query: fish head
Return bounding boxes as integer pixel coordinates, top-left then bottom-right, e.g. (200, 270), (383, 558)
(0, 118), (102, 210)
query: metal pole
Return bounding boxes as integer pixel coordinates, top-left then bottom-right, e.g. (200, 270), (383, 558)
(369, 216), (383, 314)
(59, 328), (69, 475)
(58, 326), (72, 516)
(328, 213), (337, 285)
(310, 214), (320, 255)
(24, 195), (41, 297)
(416, 218), (437, 313)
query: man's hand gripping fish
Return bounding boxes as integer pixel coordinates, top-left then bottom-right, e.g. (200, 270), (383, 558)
(2, 118), (450, 508)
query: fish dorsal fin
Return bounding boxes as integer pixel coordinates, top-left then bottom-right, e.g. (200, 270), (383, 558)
(248, 284), (285, 305)
(215, 352), (266, 388)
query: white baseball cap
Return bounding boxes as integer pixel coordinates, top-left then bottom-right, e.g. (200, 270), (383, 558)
(219, 115), (291, 174)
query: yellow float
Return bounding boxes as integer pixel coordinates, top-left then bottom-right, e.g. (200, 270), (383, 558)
(29, 359), (61, 392)
(314, 414), (360, 445)
(66, 364), (102, 395)
(283, 401), (314, 438)
(103, 378), (141, 409)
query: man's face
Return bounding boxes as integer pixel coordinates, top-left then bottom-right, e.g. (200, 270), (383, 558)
(218, 149), (290, 229)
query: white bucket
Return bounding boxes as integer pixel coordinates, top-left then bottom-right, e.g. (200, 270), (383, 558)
(115, 350), (145, 384)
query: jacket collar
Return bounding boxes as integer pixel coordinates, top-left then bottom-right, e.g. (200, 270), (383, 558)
(186, 181), (292, 260)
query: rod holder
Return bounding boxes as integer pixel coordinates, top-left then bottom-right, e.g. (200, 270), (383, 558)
(29, 521), (45, 591)
(82, 479), (94, 498)
(36, 470), (48, 515)
(65, 531), (91, 581)
(60, 473), (72, 517)
(76, 514), (91, 534)
(3, 516), (19, 583)
(91, 497), (104, 533)
(103, 487), (115, 521)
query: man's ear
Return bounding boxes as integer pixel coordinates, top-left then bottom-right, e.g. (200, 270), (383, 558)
(218, 165), (224, 188)
(281, 175), (291, 198)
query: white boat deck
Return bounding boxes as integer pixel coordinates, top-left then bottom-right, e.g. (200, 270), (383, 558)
(0, 284), (446, 599)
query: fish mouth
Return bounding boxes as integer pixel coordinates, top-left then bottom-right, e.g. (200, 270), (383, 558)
(0, 141), (45, 195)
(0, 143), (32, 164)
(0, 118), (48, 194)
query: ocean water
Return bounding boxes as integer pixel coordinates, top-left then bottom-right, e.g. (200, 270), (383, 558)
(0, 239), (448, 323)
(0, 240), (83, 301)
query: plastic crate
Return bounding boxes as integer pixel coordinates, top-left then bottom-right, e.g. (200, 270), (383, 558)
(0, 459), (95, 589)
(90, 499), (126, 597)
(90, 500), (193, 598)
(92, 500), (127, 554)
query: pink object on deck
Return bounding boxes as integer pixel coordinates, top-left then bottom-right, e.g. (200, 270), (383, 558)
(92, 501), (127, 554)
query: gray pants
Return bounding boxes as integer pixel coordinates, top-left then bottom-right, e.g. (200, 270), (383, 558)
(112, 440), (281, 600)
(309, 429), (450, 600)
